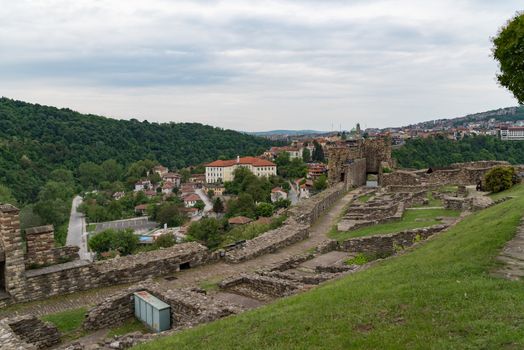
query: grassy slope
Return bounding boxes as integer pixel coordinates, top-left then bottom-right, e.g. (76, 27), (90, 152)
(329, 208), (460, 241)
(135, 185), (524, 350)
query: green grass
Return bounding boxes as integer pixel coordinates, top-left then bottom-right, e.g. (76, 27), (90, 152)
(412, 191), (442, 208)
(438, 185), (458, 193)
(108, 318), (150, 337)
(134, 184), (524, 349)
(358, 194), (373, 203)
(329, 208), (460, 241)
(489, 183), (522, 200)
(41, 307), (87, 340)
(86, 223), (97, 232)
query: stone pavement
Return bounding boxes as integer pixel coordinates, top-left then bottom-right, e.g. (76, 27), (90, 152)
(0, 188), (362, 320)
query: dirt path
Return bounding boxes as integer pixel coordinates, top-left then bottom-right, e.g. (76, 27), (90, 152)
(493, 216), (524, 280)
(0, 189), (361, 319)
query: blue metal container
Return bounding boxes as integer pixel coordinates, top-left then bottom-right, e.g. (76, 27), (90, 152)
(133, 291), (171, 332)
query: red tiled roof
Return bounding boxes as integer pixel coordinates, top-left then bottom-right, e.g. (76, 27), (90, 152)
(272, 187), (285, 193)
(206, 157), (276, 167)
(135, 204), (148, 210)
(228, 216), (253, 225)
(184, 194), (200, 202)
(163, 172), (180, 178)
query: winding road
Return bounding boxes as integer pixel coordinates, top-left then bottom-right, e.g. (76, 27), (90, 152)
(66, 196), (91, 261)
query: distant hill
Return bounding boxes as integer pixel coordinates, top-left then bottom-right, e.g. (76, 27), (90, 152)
(0, 97), (279, 202)
(247, 130), (327, 137)
(406, 106), (524, 130)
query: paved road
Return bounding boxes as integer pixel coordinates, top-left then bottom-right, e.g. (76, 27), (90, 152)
(66, 196), (91, 261)
(288, 181), (299, 205)
(195, 188), (213, 212)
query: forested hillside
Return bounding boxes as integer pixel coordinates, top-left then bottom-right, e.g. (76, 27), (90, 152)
(393, 135), (524, 169)
(0, 97), (278, 203)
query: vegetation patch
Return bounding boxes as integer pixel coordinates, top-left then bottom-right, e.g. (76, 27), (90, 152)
(41, 307), (87, 341)
(108, 318), (150, 337)
(133, 185), (524, 349)
(329, 208), (459, 241)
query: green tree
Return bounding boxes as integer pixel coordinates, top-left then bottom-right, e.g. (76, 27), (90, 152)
(78, 162), (104, 188)
(154, 233), (176, 248)
(187, 218), (225, 249)
(213, 197), (224, 213)
(227, 193), (257, 219)
(156, 204), (185, 227)
(194, 200), (206, 211)
(313, 175), (328, 191)
(493, 12), (524, 103)
(484, 166), (518, 193)
(101, 159), (123, 183)
(302, 148), (311, 163)
(0, 184), (17, 205)
(256, 202), (274, 217)
(312, 141), (325, 162)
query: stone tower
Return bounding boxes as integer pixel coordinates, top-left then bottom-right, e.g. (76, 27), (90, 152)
(0, 204), (26, 300)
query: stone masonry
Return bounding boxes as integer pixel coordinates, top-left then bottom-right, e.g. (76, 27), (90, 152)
(25, 225), (79, 268)
(0, 205), (26, 303)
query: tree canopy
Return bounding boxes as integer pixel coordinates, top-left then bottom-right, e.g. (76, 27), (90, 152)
(493, 12), (524, 103)
(0, 97), (280, 203)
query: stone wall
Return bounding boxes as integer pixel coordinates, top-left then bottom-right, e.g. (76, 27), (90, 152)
(219, 274), (304, 299)
(16, 242), (210, 303)
(0, 205), (26, 302)
(6, 315), (60, 349)
(338, 225), (448, 256)
(383, 163), (516, 188)
(224, 218), (309, 263)
(288, 182), (346, 225)
(25, 225), (79, 268)
(363, 138), (392, 174)
(345, 158), (367, 188)
(450, 160), (510, 169)
(84, 282), (238, 332)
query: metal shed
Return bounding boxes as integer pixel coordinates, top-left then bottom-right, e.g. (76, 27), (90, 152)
(133, 291), (171, 332)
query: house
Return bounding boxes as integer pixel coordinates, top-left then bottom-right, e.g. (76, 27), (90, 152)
(134, 204), (148, 216)
(180, 183), (196, 196)
(295, 178), (313, 199)
(112, 191), (125, 200)
(189, 173), (206, 185)
(162, 182), (175, 195)
(134, 180), (152, 192)
(203, 183), (225, 196)
(228, 216), (253, 225)
(181, 207), (199, 218)
(271, 187), (288, 203)
(183, 193), (201, 208)
(153, 165), (169, 177)
(498, 126), (524, 141)
(162, 173), (181, 187)
(307, 163), (327, 180)
(205, 156), (277, 184)
(268, 146), (303, 160)
(144, 190), (157, 198)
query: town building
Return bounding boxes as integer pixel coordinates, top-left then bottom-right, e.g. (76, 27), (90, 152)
(307, 163), (328, 180)
(162, 173), (181, 187)
(183, 194), (201, 208)
(205, 156), (277, 184)
(162, 182), (175, 195)
(112, 191), (125, 200)
(498, 126), (524, 141)
(271, 187), (288, 203)
(203, 183), (226, 196)
(153, 165), (168, 177)
(134, 180), (152, 192)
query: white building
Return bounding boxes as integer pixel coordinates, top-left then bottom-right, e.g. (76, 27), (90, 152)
(271, 187), (288, 203)
(499, 127), (524, 141)
(205, 156), (277, 184)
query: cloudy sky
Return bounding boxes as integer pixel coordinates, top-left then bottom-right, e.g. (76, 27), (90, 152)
(0, 1), (521, 131)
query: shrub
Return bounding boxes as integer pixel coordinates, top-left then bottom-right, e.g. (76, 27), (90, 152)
(256, 202), (275, 218)
(88, 228), (139, 257)
(154, 233), (176, 248)
(345, 253), (368, 266)
(484, 166), (518, 193)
